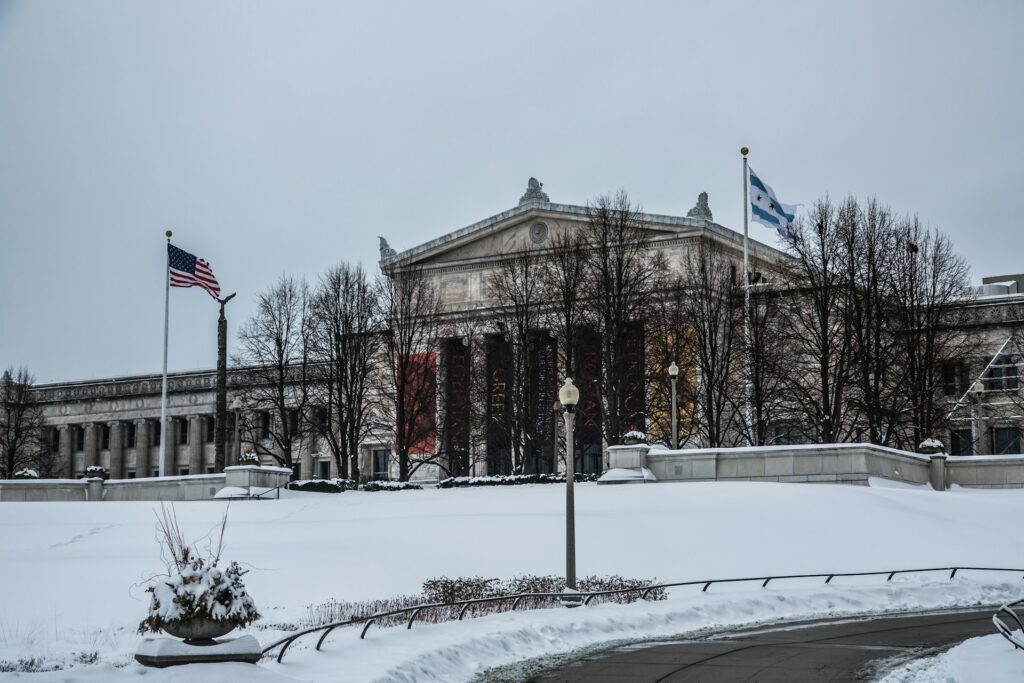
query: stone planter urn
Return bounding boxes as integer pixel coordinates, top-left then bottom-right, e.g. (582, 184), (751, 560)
(161, 617), (236, 645)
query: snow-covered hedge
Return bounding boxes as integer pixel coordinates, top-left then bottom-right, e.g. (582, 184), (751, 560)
(13, 468), (39, 479)
(80, 466), (109, 480)
(437, 473), (599, 488)
(238, 453), (260, 465)
(288, 479), (356, 493)
(362, 480), (422, 492)
(139, 561), (260, 634)
(622, 430), (649, 444)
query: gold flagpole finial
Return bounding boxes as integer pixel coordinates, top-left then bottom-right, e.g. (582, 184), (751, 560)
(740, 146), (749, 157)
(165, 230), (173, 239)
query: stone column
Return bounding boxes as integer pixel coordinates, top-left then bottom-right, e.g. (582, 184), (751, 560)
(135, 420), (150, 478)
(107, 421), (123, 480)
(59, 425), (72, 478)
(929, 454), (948, 491)
(189, 416), (203, 475)
(83, 423), (98, 470)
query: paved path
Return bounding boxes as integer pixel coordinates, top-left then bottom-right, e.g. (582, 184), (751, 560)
(532, 608), (995, 682)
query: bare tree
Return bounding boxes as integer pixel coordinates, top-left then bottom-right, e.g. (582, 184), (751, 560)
(310, 263), (380, 481)
(783, 199), (857, 443)
(839, 198), (908, 446)
(486, 246), (554, 474)
(436, 310), (494, 478)
(540, 227), (589, 377)
(743, 282), (798, 446)
(646, 279), (698, 447)
(235, 275), (314, 471)
(678, 246), (744, 448)
(1, 367), (45, 478)
(582, 191), (666, 445)
(890, 217), (972, 448)
(375, 266), (443, 481)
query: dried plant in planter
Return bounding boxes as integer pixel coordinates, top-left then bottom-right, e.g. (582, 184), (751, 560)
(138, 504), (260, 637)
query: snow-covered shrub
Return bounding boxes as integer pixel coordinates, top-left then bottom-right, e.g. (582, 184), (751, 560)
(288, 479), (356, 493)
(139, 561), (259, 634)
(621, 430), (649, 445)
(80, 465), (109, 480)
(437, 473), (598, 488)
(13, 468), (39, 479)
(138, 504), (259, 635)
(362, 480), (422, 492)
(422, 576), (501, 603)
(238, 452), (260, 465)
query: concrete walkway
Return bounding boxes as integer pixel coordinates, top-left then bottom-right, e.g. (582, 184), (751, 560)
(533, 608), (996, 682)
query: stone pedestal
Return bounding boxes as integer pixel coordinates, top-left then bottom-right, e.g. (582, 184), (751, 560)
(135, 635), (261, 667)
(929, 454), (948, 491)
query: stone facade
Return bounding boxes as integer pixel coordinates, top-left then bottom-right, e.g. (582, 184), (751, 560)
(23, 179), (1024, 481)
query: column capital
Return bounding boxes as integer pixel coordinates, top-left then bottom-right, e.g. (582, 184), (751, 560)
(107, 420), (121, 427)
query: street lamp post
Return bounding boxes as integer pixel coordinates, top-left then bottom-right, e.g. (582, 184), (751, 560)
(231, 397), (243, 467)
(970, 379), (984, 453)
(668, 362), (679, 449)
(558, 377), (580, 605)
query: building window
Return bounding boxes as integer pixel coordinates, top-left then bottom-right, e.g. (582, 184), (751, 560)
(288, 409), (300, 439)
(73, 425), (85, 451)
(372, 449), (390, 480)
(773, 425), (803, 445)
(179, 467), (190, 476)
(318, 459), (331, 480)
(942, 362), (971, 396)
(993, 427), (1021, 455)
(125, 422), (137, 448)
(177, 418), (189, 446)
(204, 416), (215, 444)
(206, 466), (215, 474)
(126, 470), (136, 479)
(49, 428), (60, 453)
(259, 412), (271, 440)
(291, 461), (301, 481)
(100, 424), (111, 451)
(949, 428), (973, 456)
(313, 406), (328, 433)
(151, 468), (160, 477)
(151, 420), (161, 446)
(988, 355), (1020, 391)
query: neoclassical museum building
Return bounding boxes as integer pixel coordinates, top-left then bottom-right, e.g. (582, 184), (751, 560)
(27, 180), (1024, 481)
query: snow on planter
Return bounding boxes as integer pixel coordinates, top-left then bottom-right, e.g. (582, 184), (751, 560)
(139, 561), (260, 635)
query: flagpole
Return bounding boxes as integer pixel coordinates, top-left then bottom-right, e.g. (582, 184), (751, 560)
(159, 230), (172, 478)
(741, 147), (753, 446)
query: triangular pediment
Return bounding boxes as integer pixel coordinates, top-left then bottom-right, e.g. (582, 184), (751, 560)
(388, 202), (697, 269)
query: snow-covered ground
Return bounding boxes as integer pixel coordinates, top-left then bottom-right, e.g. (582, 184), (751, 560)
(1, 480), (1022, 680)
(877, 633), (1024, 682)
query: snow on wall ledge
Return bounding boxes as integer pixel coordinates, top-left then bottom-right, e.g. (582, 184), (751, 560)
(0, 466), (291, 502)
(606, 442), (1024, 489)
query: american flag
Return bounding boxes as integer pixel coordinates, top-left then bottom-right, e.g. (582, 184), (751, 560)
(168, 243), (221, 299)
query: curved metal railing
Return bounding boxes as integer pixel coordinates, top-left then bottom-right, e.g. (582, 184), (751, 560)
(262, 565), (1024, 663)
(993, 598), (1024, 651)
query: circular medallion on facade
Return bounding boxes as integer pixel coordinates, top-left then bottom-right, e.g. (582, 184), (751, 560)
(530, 221), (548, 244)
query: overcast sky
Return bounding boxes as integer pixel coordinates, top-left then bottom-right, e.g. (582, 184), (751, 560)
(1, 1), (1021, 383)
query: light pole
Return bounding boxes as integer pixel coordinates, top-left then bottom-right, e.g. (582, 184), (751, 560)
(558, 377), (580, 605)
(668, 362), (679, 449)
(231, 397), (243, 467)
(970, 379), (984, 454)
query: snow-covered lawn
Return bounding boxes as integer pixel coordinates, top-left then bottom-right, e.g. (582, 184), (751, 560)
(877, 633), (1024, 682)
(1, 480), (1022, 680)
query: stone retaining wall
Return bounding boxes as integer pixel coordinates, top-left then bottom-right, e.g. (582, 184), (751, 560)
(607, 443), (1024, 490)
(0, 466), (292, 502)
